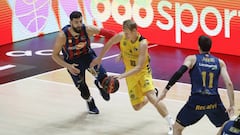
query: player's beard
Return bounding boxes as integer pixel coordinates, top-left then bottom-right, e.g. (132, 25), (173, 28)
(72, 26), (81, 33)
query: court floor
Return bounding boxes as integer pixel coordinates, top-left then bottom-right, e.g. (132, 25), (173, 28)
(0, 68), (239, 135)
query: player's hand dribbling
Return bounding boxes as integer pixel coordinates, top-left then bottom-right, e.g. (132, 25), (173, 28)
(67, 63), (80, 76)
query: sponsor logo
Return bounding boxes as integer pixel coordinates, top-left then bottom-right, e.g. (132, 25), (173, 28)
(89, 1), (240, 43)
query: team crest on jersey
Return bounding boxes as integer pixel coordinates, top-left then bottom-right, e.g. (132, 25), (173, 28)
(76, 42), (86, 50)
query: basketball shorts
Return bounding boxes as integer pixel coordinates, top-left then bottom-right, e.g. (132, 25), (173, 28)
(176, 94), (229, 127)
(125, 71), (154, 106)
(67, 51), (107, 89)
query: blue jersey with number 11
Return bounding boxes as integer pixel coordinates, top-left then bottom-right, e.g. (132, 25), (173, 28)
(189, 53), (220, 95)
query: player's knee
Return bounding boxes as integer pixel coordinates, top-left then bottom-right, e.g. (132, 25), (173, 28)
(132, 99), (148, 111)
(132, 105), (141, 111)
(146, 91), (157, 104)
(173, 122), (184, 133)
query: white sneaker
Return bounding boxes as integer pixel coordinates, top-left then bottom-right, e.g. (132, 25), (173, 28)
(168, 126), (173, 135)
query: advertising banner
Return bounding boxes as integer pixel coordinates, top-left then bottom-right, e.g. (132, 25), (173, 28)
(0, 0), (239, 56)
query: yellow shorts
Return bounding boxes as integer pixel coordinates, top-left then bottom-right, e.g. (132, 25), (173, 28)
(125, 72), (154, 106)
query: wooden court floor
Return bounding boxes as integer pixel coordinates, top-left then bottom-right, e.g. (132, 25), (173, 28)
(0, 68), (239, 135)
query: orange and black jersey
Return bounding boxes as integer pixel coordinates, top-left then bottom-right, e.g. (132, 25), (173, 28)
(61, 24), (90, 61)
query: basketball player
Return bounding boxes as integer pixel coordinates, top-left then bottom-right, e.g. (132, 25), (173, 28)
(90, 19), (174, 134)
(157, 35), (235, 135)
(52, 11), (115, 114)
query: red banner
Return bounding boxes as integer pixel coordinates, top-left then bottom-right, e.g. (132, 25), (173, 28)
(0, 1), (12, 46)
(89, 0), (240, 56)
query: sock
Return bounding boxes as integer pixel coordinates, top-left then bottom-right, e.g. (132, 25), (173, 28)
(165, 114), (174, 126)
(87, 96), (93, 102)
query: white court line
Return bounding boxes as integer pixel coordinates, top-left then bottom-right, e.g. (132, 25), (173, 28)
(102, 54), (119, 60)
(102, 44), (158, 60)
(148, 44), (158, 48)
(25, 76), (240, 105)
(1, 43), (159, 86)
(29, 77), (186, 104)
(1, 43), (239, 94)
(0, 64), (16, 71)
(0, 68), (66, 86)
(1, 68), (239, 105)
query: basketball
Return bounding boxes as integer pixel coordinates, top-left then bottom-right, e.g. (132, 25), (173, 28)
(101, 76), (119, 93)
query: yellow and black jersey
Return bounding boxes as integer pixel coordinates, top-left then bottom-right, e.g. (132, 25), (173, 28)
(119, 34), (150, 72)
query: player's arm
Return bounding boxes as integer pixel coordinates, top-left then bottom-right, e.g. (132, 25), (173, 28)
(219, 59), (235, 115)
(90, 32), (123, 68)
(157, 55), (196, 101)
(86, 25), (116, 39)
(118, 39), (147, 79)
(51, 31), (80, 75)
(165, 55), (195, 90)
(52, 31), (69, 68)
(99, 32), (123, 58)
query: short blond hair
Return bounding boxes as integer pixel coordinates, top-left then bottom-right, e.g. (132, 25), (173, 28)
(123, 19), (137, 31)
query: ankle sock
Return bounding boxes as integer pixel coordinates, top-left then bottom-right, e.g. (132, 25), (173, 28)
(87, 96), (93, 102)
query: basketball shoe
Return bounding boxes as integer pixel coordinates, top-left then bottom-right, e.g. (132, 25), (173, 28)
(168, 126), (173, 135)
(165, 114), (174, 135)
(94, 80), (110, 101)
(168, 117), (174, 135)
(87, 98), (99, 114)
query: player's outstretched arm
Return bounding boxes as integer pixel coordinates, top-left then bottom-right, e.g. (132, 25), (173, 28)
(90, 32), (123, 68)
(86, 25), (115, 39)
(158, 88), (168, 101)
(157, 55), (195, 103)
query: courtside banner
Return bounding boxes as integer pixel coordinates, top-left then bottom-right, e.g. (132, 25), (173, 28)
(89, 0), (240, 56)
(0, 0), (239, 56)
